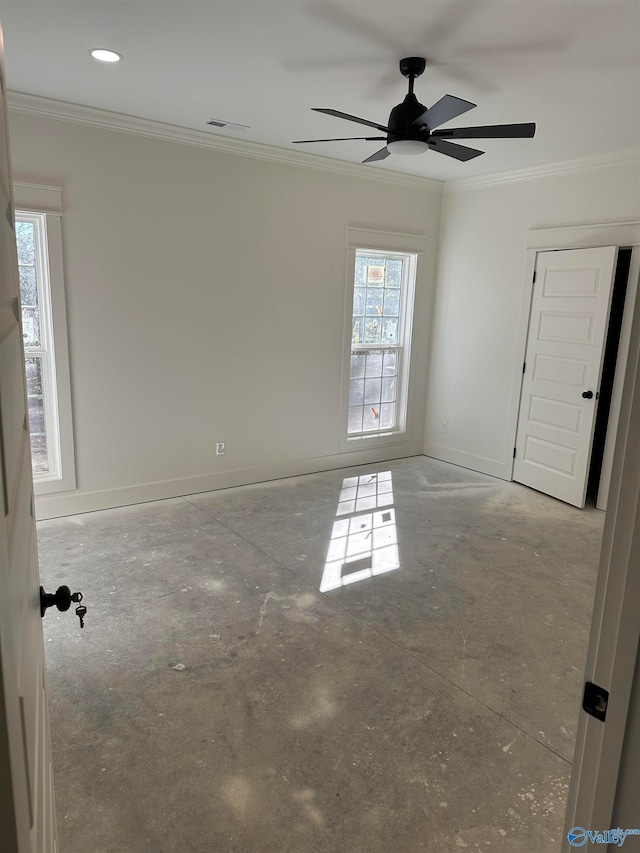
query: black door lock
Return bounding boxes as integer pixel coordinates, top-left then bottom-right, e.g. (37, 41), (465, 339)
(40, 585), (86, 628)
(583, 681), (609, 722)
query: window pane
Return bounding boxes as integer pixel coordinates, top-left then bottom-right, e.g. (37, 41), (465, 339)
(365, 288), (384, 315)
(365, 351), (383, 377)
(385, 259), (403, 287)
(363, 317), (382, 344)
(364, 377), (381, 404)
(354, 256), (367, 286)
(383, 287), (400, 317)
(348, 406), (363, 433)
(19, 263), (37, 305)
(383, 351), (397, 374)
(380, 403), (396, 429)
(25, 357), (49, 474)
(381, 376), (396, 403)
(362, 405), (379, 431)
(15, 221), (35, 265)
(21, 305), (41, 348)
(350, 353), (366, 378)
(19, 259), (41, 348)
(366, 258), (386, 270)
(382, 318), (398, 344)
(349, 378), (364, 406)
(352, 318), (363, 345)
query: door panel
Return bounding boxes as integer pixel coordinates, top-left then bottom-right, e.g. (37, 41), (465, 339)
(0, 25), (57, 853)
(513, 247), (618, 507)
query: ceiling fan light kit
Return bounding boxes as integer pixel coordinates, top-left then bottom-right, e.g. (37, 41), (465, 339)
(293, 57), (536, 165)
(386, 139), (429, 155)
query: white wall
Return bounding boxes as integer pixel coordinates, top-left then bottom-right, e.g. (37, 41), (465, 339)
(8, 112), (442, 518)
(424, 161), (640, 479)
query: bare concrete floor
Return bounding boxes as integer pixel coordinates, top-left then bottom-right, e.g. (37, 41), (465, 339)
(37, 457), (604, 853)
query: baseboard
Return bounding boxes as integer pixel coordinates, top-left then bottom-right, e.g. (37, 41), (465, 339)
(422, 441), (510, 481)
(34, 445), (423, 520)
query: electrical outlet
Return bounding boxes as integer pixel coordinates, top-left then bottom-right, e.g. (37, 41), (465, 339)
(216, 442), (226, 456)
(440, 421), (448, 434)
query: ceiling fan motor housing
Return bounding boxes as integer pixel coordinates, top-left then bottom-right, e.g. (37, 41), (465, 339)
(387, 93), (429, 143)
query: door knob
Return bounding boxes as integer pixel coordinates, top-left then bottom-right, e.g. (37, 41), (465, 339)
(40, 585), (85, 629)
(582, 390), (594, 399)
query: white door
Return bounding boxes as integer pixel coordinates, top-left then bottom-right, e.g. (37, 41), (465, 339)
(513, 246), (618, 508)
(0, 27), (58, 853)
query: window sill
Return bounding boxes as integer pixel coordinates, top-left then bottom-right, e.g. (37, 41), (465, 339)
(339, 430), (412, 453)
(34, 473), (76, 496)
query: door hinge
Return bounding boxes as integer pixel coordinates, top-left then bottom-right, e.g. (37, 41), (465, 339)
(532, 270), (536, 284)
(513, 447), (517, 459)
(583, 681), (609, 722)
(523, 361), (526, 374)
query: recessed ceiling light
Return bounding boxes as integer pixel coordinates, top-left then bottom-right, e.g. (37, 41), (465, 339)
(89, 49), (123, 63)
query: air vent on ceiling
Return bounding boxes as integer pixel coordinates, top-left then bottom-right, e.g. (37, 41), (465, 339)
(206, 118), (250, 131)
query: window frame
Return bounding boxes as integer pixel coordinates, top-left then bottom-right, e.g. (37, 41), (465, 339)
(15, 183), (75, 495)
(340, 227), (426, 451)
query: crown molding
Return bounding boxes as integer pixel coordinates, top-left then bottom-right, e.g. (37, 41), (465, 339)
(445, 149), (640, 193)
(7, 91), (444, 194)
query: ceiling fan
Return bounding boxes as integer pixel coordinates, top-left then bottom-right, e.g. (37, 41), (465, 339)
(292, 57), (536, 164)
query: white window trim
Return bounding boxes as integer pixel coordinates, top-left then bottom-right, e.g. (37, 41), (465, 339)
(339, 227), (426, 452)
(14, 183), (76, 495)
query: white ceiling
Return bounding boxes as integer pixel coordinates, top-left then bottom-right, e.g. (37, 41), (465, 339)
(1, 0), (639, 182)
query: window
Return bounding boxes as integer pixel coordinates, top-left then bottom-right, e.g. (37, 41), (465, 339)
(17, 215), (56, 475)
(14, 184), (75, 495)
(342, 229), (423, 446)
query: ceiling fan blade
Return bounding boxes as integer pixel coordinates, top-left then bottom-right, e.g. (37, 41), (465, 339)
(429, 138), (484, 162)
(432, 122), (536, 139)
(362, 147), (390, 164)
(292, 136), (387, 143)
(413, 94), (477, 130)
(312, 108), (389, 132)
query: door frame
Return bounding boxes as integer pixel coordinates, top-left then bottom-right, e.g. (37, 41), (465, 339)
(561, 236), (640, 848)
(506, 221), (640, 503)
(511, 245), (619, 508)
(503, 220), (640, 845)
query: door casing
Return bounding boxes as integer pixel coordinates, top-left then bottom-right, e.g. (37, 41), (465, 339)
(507, 221), (640, 506)
(512, 246), (618, 508)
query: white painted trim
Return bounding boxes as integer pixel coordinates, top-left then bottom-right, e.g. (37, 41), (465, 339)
(597, 247), (640, 510)
(41, 214), (75, 494)
(562, 253), (640, 847)
(12, 182), (61, 214)
(423, 443), (509, 480)
(445, 149), (640, 193)
(33, 445), (424, 520)
(7, 96), (639, 198)
(527, 221), (640, 251)
(7, 91), (444, 194)
(15, 207), (76, 495)
(339, 229), (425, 452)
(509, 222), (640, 498)
(505, 249), (538, 479)
(345, 227), (428, 254)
